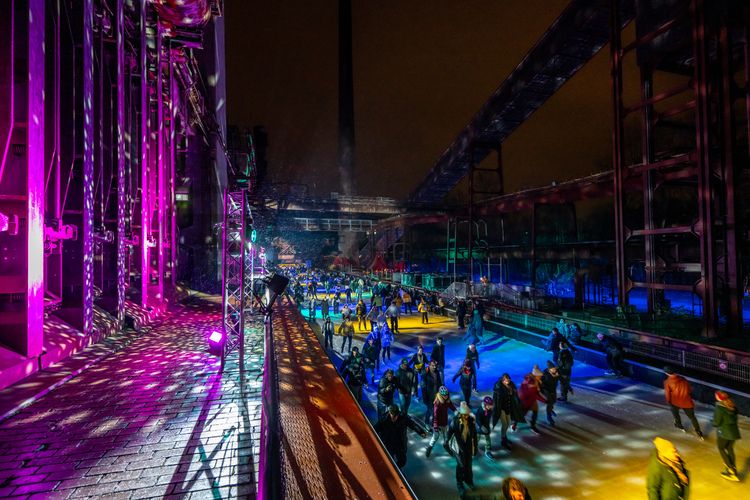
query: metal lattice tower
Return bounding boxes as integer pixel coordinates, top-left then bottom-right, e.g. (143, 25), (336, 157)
(221, 188), (253, 368)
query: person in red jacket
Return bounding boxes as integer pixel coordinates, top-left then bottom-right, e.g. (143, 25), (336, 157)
(425, 386), (457, 458)
(663, 366), (703, 440)
(518, 367), (545, 434)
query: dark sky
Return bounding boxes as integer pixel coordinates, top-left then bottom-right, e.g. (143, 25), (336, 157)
(225, 1), (618, 201)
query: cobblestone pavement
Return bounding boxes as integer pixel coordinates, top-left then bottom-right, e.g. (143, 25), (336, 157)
(0, 298), (263, 499)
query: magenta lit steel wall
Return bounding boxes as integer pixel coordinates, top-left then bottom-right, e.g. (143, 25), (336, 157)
(0, 0), (227, 386)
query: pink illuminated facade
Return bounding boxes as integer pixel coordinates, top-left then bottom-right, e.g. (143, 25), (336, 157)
(0, 0), (228, 390)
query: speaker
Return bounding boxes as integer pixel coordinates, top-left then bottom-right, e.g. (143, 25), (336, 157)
(266, 274), (290, 296)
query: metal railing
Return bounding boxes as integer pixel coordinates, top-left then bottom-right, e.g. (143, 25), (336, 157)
(258, 295), (282, 499)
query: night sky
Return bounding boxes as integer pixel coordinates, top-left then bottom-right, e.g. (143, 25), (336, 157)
(225, 1), (618, 201)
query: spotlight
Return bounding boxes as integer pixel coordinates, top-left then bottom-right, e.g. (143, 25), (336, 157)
(208, 330), (224, 356)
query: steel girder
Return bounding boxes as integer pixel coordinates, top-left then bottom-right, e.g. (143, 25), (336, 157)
(409, 0), (636, 205)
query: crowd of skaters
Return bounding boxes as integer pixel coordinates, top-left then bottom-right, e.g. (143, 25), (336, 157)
(283, 266), (743, 498)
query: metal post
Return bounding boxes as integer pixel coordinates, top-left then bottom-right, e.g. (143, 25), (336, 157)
(692, 0), (718, 337)
(156, 26), (165, 305)
(468, 145), (475, 283)
(27, 0), (45, 355)
(641, 68), (656, 315)
(259, 307), (281, 499)
(82, 0), (94, 334)
(530, 203), (537, 288)
(610, 0), (628, 308)
(140, 0), (149, 308)
(116, 0), (126, 327)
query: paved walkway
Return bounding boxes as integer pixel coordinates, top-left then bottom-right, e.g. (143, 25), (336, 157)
(0, 298), (262, 499)
(311, 310), (750, 499)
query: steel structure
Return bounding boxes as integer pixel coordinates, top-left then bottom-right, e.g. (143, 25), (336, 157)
(409, 0), (636, 205)
(221, 188), (252, 368)
(0, 0), (225, 382)
(610, 0), (749, 336)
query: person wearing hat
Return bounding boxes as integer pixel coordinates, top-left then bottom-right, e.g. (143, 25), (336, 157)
(475, 396), (495, 459)
(713, 390), (741, 481)
(374, 404), (428, 468)
(362, 337), (381, 385)
(339, 346), (367, 403)
(421, 359), (443, 427)
(426, 386), (457, 458)
(465, 344), (480, 372)
(322, 316), (335, 351)
(377, 369), (403, 420)
(647, 437), (689, 500)
(452, 358), (478, 404)
(446, 401), (478, 496)
(395, 358), (418, 414)
(430, 337), (446, 372)
(541, 361), (560, 427)
(519, 370), (545, 434)
(663, 366), (703, 440)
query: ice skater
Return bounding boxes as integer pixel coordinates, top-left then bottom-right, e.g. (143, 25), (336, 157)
(446, 401), (478, 497)
(475, 396), (495, 460)
(663, 365), (703, 440)
(713, 390), (741, 481)
(374, 405), (427, 468)
(452, 358), (477, 404)
(425, 386), (456, 458)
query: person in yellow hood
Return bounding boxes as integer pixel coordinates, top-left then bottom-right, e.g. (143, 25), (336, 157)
(647, 437), (689, 500)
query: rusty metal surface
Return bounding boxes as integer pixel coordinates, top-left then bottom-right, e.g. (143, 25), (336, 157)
(272, 297), (414, 500)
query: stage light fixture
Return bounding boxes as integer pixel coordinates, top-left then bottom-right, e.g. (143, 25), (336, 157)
(208, 330), (224, 356)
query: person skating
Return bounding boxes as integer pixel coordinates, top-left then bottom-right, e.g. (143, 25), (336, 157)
(426, 386), (457, 458)
(307, 297), (316, 321)
(356, 299), (367, 331)
(365, 303), (379, 331)
(663, 366), (704, 440)
(380, 322), (393, 362)
(541, 361), (560, 426)
(339, 346), (367, 403)
(557, 341), (575, 402)
(418, 299), (429, 324)
(320, 297), (329, 319)
(386, 301), (400, 333)
(323, 316), (335, 351)
(446, 401), (478, 496)
(647, 437), (689, 500)
(456, 299), (467, 329)
(597, 332), (626, 376)
(430, 337), (446, 372)
(337, 318), (355, 353)
(501, 477), (532, 500)
(463, 309), (484, 345)
(365, 328), (382, 372)
(475, 396), (495, 460)
(713, 390), (741, 481)
(465, 344), (480, 372)
(395, 358), (418, 414)
(544, 327), (565, 363)
(518, 368), (545, 434)
(452, 358), (477, 404)
(402, 289), (413, 314)
(340, 303), (351, 322)
(377, 369), (402, 419)
(363, 338), (380, 385)
(421, 359), (442, 427)
(493, 373), (520, 449)
(374, 404), (427, 468)
(409, 345), (428, 390)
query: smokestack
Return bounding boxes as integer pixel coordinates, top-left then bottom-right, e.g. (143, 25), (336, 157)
(338, 0), (355, 195)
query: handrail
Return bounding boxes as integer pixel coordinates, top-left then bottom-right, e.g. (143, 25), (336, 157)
(258, 302), (282, 499)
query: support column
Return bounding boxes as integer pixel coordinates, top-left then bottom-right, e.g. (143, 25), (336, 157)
(692, 0), (718, 337)
(156, 27), (165, 305)
(26, 0), (46, 356)
(610, 0), (628, 308)
(116, 0), (126, 326)
(140, 0), (149, 308)
(82, 0), (94, 334)
(641, 69), (657, 315)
